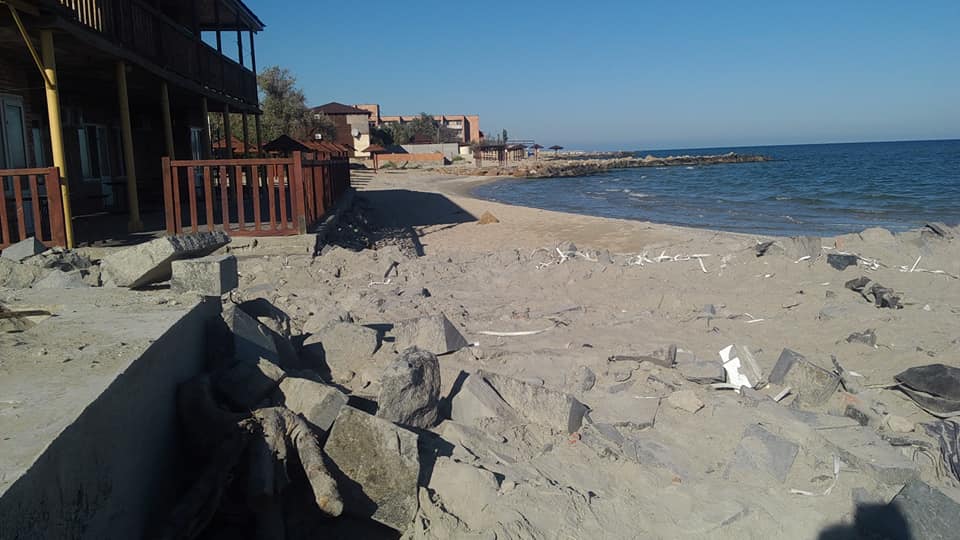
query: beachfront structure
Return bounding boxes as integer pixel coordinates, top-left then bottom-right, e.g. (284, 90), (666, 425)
(311, 102), (371, 158)
(0, 0), (266, 246)
(357, 104), (482, 144)
(0, 1), (351, 249)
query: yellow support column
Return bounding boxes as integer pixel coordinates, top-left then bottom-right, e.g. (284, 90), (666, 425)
(160, 81), (175, 160)
(39, 30), (75, 248)
(116, 61), (142, 231)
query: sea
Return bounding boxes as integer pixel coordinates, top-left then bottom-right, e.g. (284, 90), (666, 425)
(472, 139), (960, 237)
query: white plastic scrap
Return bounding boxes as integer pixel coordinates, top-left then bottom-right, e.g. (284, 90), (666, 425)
(719, 345), (762, 392)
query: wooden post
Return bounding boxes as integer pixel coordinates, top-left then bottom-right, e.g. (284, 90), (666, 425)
(241, 112), (249, 157)
(40, 30), (74, 247)
(116, 60), (142, 231)
(254, 114), (263, 157)
(160, 81), (175, 160)
(291, 151), (306, 234)
(223, 104), (232, 158)
(200, 97), (211, 159)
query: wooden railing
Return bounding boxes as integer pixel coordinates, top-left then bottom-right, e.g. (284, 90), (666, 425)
(0, 168), (68, 249)
(161, 152), (351, 237)
(55, 0), (258, 105)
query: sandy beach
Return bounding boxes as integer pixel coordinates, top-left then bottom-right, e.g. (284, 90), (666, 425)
(228, 169), (960, 538)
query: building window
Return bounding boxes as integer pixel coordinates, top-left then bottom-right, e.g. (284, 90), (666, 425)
(190, 127), (204, 160)
(0, 94), (28, 170)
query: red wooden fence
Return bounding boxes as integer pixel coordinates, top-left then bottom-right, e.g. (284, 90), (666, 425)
(0, 167), (68, 249)
(161, 151), (350, 236)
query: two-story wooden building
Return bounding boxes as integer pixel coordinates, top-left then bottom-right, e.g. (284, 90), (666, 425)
(0, 0), (264, 246)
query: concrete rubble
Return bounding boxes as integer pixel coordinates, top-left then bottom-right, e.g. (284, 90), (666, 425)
(768, 348), (841, 407)
(101, 230), (230, 288)
(393, 313), (469, 355)
(376, 347), (441, 428)
(170, 253), (238, 295)
(0, 236), (45, 262)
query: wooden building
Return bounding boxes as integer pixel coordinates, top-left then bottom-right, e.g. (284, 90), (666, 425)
(0, 0), (264, 247)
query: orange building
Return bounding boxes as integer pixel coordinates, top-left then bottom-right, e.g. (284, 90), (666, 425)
(356, 104), (481, 144)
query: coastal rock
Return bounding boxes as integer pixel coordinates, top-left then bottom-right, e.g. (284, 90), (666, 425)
(376, 347), (441, 428)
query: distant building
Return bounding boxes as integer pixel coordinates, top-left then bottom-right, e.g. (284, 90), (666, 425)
(356, 104), (481, 144)
(310, 102), (371, 157)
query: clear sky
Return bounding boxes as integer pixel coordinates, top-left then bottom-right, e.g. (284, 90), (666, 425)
(245, 0), (960, 150)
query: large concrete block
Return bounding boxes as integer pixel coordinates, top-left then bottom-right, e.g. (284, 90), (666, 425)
(0, 258), (44, 288)
(222, 303), (279, 366)
(301, 322), (379, 381)
(724, 424), (799, 484)
(100, 231), (229, 288)
(769, 349), (840, 407)
(278, 376), (348, 432)
(377, 347), (441, 428)
(170, 254), (238, 296)
(1, 236), (44, 262)
(324, 407), (420, 531)
(478, 370), (588, 433)
(588, 394), (659, 430)
(214, 356), (285, 410)
(393, 313), (468, 355)
(32, 269), (89, 289)
(450, 372), (520, 426)
(872, 480), (960, 540)
(820, 426), (919, 484)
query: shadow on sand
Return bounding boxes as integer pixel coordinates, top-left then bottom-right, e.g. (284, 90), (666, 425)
(818, 502), (911, 540)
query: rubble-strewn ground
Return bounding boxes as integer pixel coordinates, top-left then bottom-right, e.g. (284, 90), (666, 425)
(226, 171), (960, 538)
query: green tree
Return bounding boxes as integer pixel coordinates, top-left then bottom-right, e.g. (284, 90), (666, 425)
(502, 129), (508, 143)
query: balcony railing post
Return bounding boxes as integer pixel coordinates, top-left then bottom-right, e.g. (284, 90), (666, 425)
(291, 151), (306, 234)
(161, 156), (175, 234)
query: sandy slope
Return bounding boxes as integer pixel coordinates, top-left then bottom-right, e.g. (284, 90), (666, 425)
(238, 169), (960, 539)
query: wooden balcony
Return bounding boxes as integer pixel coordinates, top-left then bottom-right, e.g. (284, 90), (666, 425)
(52, 0), (258, 106)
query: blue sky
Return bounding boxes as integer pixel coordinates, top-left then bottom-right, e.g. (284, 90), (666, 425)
(244, 0), (960, 150)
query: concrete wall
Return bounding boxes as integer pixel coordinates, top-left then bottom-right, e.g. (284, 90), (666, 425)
(400, 143), (465, 160)
(380, 152), (444, 164)
(0, 290), (220, 539)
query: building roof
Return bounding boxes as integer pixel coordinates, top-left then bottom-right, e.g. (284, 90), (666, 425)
(312, 102), (371, 116)
(262, 135), (352, 155)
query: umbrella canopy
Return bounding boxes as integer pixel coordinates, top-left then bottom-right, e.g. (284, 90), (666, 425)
(362, 144), (386, 154)
(531, 143), (544, 150)
(507, 144), (526, 150)
(548, 145), (564, 151)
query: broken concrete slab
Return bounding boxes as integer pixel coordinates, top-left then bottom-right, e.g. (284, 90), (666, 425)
(170, 254), (238, 296)
(587, 394), (659, 430)
(427, 457), (501, 531)
(222, 303), (280, 367)
(0, 258), (44, 288)
(100, 231), (230, 288)
(819, 426), (919, 484)
(1, 236), (44, 262)
(323, 406), (420, 532)
(862, 480), (960, 540)
(478, 370), (588, 433)
(377, 347), (441, 428)
(450, 372), (520, 427)
(277, 376), (348, 432)
(32, 269), (89, 289)
(724, 424), (799, 484)
(302, 321), (379, 365)
(719, 344), (762, 389)
(826, 253), (859, 271)
(677, 357), (726, 384)
(768, 349), (840, 407)
(214, 356), (285, 410)
(666, 389), (704, 413)
(393, 313), (468, 355)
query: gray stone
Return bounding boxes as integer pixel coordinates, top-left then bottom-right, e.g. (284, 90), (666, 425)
(768, 349), (840, 407)
(879, 480), (960, 540)
(301, 321), (379, 380)
(567, 365), (597, 392)
(100, 231), (230, 288)
(0, 258), (44, 288)
(323, 407), (420, 531)
(1, 236), (44, 262)
(666, 389), (704, 413)
(478, 370), (588, 433)
(170, 254), (238, 296)
(785, 236), (822, 260)
(724, 424), (799, 484)
(677, 358), (725, 384)
(377, 347), (441, 428)
(393, 313), (468, 355)
(32, 269), (89, 289)
(278, 376), (348, 432)
(826, 253), (859, 271)
(222, 303), (280, 366)
(819, 426), (919, 484)
(426, 458), (501, 531)
(214, 356), (286, 410)
(450, 372), (520, 426)
(846, 329), (877, 347)
(587, 394), (659, 430)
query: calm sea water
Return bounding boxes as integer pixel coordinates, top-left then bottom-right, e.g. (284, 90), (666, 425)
(472, 140), (960, 237)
